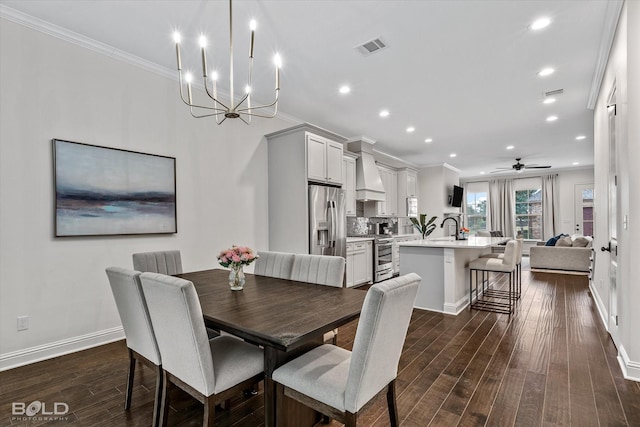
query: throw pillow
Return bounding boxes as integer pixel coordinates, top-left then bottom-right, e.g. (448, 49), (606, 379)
(545, 233), (567, 246)
(572, 236), (590, 247)
(555, 236), (572, 247)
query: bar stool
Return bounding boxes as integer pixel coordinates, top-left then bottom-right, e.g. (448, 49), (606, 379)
(478, 238), (522, 299)
(468, 240), (518, 315)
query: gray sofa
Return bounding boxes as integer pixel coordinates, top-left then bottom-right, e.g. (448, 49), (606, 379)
(529, 237), (592, 273)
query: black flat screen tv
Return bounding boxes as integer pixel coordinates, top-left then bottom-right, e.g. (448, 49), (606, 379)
(451, 185), (464, 207)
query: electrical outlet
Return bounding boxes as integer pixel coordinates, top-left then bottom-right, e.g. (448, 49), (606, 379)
(17, 316), (29, 331)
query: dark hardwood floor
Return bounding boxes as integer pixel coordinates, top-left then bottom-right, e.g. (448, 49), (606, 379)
(2, 267), (639, 426)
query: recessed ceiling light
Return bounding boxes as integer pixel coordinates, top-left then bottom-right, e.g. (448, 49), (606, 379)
(506, 145), (515, 150)
(576, 135), (586, 140)
(573, 162), (580, 166)
(531, 17), (551, 30)
(339, 85), (351, 94)
(538, 67), (555, 77)
(546, 115), (558, 122)
(480, 171), (486, 175)
(449, 153), (457, 158)
(406, 126), (415, 133)
(379, 110), (389, 117)
(543, 97), (556, 104)
(424, 138), (433, 143)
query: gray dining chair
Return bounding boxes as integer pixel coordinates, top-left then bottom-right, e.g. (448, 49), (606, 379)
(290, 254), (345, 344)
(272, 273), (421, 427)
(132, 250), (183, 275)
(138, 272), (264, 427)
(105, 267), (162, 427)
(253, 251), (295, 279)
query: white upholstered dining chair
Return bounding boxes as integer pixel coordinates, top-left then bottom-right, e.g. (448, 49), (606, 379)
(253, 251), (295, 279)
(138, 272), (264, 427)
(105, 267), (162, 427)
(132, 250), (183, 275)
(290, 254), (345, 344)
(272, 273), (421, 427)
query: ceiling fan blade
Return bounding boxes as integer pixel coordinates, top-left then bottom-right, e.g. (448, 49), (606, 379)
(490, 169), (511, 173)
(524, 165), (551, 169)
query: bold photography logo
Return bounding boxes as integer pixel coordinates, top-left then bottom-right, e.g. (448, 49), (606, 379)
(11, 400), (69, 421)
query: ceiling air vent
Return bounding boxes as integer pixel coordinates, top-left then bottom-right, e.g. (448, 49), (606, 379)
(545, 88), (564, 97)
(355, 37), (388, 56)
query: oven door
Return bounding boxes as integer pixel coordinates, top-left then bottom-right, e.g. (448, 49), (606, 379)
(375, 239), (394, 272)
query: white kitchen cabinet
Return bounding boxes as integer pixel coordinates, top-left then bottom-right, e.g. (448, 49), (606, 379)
(365, 164), (398, 217)
(342, 154), (357, 216)
(346, 240), (373, 287)
(307, 133), (343, 185)
(397, 168), (419, 217)
(265, 124), (347, 254)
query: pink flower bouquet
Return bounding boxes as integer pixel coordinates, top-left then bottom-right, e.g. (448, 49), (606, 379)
(217, 245), (258, 268)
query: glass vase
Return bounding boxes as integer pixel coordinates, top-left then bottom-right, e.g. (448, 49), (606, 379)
(228, 265), (245, 290)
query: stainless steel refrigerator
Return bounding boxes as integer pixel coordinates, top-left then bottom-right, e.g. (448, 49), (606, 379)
(309, 185), (346, 258)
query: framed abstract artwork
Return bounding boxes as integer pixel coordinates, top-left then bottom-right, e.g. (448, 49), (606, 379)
(53, 139), (177, 237)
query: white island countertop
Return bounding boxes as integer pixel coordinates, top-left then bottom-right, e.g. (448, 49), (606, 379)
(399, 236), (510, 248)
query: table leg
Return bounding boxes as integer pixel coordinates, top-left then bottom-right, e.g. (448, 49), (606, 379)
(264, 347), (278, 427)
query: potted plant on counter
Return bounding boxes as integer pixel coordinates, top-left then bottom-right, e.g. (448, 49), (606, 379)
(410, 214), (438, 239)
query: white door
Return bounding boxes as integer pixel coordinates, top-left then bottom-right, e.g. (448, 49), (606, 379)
(605, 87), (619, 344)
(574, 184), (594, 236)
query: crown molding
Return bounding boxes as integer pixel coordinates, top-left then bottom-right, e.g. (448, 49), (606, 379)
(587, 0), (624, 110)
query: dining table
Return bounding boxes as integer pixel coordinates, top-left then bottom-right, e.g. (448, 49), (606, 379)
(175, 268), (367, 427)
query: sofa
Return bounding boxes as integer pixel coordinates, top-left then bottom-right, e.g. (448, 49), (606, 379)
(529, 234), (592, 273)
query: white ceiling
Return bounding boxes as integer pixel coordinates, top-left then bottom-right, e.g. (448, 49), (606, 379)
(1, 0), (620, 177)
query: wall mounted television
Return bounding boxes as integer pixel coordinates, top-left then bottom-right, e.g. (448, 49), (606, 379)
(451, 185), (464, 208)
(53, 139), (177, 237)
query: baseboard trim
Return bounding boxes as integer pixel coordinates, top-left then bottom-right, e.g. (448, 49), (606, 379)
(0, 326), (124, 372)
(617, 345), (640, 382)
(444, 294), (471, 315)
(589, 281), (609, 331)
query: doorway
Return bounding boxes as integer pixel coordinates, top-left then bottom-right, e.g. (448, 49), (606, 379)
(606, 86), (619, 345)
(574, 184), (594, 236)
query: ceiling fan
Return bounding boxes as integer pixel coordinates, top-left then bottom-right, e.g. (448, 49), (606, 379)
(491, 158), (552, 173)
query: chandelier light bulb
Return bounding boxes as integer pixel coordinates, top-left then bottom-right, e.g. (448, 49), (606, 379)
(250, 20), (257, 31)
(274, 53), (282, 68)
(245, 85), (252, 94)
(185, 73), (193, 83)
(173, 32), (181, 43)
(531, 17), (551, 30)
(210, 71), (218, 81)
(199, 35), (207, 48)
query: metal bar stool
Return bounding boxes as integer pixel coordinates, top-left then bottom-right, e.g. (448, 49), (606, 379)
(468, 240), (518, 315)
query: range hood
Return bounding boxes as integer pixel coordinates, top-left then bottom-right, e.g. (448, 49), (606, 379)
(347, 137), (385, 202)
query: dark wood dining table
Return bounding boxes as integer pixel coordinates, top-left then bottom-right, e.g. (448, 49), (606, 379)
(175, 268), (367, 427)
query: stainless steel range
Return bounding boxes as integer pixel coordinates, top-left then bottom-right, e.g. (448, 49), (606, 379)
(348, 234), (394, 283)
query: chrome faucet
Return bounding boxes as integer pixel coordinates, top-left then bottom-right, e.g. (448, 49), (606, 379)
(440, 217), (460, 240)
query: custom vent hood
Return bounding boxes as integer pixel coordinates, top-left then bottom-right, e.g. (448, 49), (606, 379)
(347, 137), (385, 202)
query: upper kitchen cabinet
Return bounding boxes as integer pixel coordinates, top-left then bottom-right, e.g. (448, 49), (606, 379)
(364, 164), (398, 217)
(397, 168), (419, 217)
(307, 133), (343, 185)
(265, 124), (347, 254)
(342, 153), (357, 216)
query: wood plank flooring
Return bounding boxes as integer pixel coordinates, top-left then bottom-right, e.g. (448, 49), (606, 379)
(1, 267), (639, 426)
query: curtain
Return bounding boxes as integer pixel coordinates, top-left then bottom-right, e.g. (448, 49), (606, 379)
(542, 174), (560, 238)
(489, 179), (514, 237)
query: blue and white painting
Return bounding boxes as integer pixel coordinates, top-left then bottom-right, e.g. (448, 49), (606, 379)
(54, 140), (177, 236)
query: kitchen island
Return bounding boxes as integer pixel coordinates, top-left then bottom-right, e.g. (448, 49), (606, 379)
(398, 236), (510, 314)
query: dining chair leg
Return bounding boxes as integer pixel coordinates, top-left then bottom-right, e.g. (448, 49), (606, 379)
(125, 349), (135, 410)
(152, 364), (163, 427)
(203, 396), (216, 427)
(159, 371), (172, 427)
(387, 380), (399, 427)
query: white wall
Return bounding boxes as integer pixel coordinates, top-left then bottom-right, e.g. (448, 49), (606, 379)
(592, 1), (640, 381)
(0, 18), (294, 368)
(417, 165), (460, 238)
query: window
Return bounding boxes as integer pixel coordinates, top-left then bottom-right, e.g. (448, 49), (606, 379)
(466, 191), (487, 234)
(515, 188), (542, 239)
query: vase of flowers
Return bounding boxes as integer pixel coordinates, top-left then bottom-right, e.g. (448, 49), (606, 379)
(460, 227), (470, 240)
(217, 245), (258, 290)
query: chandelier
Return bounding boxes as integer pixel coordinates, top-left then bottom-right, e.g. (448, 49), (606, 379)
(172, 0), (281, 124)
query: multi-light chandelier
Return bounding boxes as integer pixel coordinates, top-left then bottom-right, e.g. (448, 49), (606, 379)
(172, 0), (281, 124)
